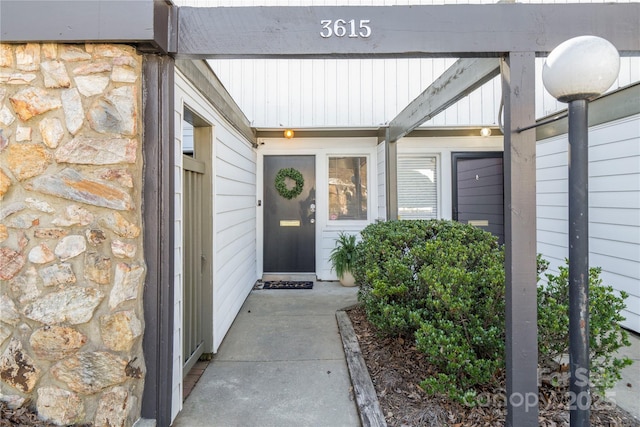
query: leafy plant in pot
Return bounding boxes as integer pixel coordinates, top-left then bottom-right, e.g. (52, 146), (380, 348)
(329, 232), (358, 287)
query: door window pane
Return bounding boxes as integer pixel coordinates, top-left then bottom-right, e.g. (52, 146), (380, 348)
(398, 155), (438, 219)
(329, 156), (367, 220)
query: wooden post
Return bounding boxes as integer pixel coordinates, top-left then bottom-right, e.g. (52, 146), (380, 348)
(383, 128), (398, 220)
(141, 53), (176, 427)
(501, 52), (539, 427)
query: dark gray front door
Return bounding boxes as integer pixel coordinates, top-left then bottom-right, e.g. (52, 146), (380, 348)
(452, 152), (504, 244)
(264, 155), (316, 272)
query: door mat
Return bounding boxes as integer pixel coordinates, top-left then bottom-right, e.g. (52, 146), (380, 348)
(262, 280), (314, 290)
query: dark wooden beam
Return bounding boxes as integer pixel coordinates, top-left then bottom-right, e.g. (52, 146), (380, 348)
(502, 53), (538, 427)
(388, 58), (499, 143)
(176, 60), (256, 146)
(141, 54), (175, 427)
(0, 0), (177, 54)
(176, 4), (640, 59)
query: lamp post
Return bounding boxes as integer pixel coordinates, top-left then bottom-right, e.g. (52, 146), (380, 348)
(542, 36), (620, 427)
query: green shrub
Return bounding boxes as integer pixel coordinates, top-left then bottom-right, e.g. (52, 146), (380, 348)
(537, 259), (633, 394)
(355, 220), (633, 402)
(353, 220), (505, 401)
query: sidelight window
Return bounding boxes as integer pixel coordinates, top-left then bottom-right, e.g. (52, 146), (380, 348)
(328, 156), (368, 221)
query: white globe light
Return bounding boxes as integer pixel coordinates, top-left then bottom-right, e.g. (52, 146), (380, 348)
(542, 36), (620, 103)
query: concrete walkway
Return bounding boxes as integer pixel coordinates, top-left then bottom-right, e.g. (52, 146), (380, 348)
(172, 280), (360, 427)
(171, 277), (640, 426)
(610, 331), (640, 421)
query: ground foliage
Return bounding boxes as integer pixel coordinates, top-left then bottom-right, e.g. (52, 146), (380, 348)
(347, 305), (639, 427)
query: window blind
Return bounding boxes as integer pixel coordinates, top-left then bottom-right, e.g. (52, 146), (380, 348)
(397, 155), (438, 220)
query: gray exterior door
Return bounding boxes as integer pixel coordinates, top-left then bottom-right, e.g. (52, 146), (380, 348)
(452, 152), (504, 244)
(264, 155), (316, 272)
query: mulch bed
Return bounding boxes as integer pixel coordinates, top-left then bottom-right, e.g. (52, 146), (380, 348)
(0, 401), (54, 427)
(346, 305), (640, 427)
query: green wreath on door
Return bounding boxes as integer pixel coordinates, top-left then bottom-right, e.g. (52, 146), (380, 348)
(275, 168), (304, 199)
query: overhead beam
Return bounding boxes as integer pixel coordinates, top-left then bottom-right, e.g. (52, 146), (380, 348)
(388, 58), (499, 142)
(0, 0), (177, 54)
(176, 4), (640, 59)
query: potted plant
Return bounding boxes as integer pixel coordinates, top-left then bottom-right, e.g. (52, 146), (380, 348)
(329, 232), (358, 287)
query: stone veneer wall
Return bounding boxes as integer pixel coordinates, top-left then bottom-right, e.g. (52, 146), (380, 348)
(0, 43), (146, 427)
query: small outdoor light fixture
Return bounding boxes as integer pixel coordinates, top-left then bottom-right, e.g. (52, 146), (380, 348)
(542, 35), (620, 427)
(283, 129), (295, 139)
(480, 127), (492, 137)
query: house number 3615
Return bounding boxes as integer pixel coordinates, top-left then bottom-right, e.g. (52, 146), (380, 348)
(320, 19), (372, 38)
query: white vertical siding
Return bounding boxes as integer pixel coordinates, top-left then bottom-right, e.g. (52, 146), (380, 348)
(206, 57), (638, 129)
(536, 114), (640, 333)
(173, 70), (258, 421)
(207, 58), (503, 128)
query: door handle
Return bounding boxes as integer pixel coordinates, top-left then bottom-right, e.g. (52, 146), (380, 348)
(310, 219), (315, 224)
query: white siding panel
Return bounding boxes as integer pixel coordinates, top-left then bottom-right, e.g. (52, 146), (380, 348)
(591, 238), (640, 263)
(300, 60), (313, 124)
(590, 175), (640, 193)
(590, 139), (640, 161)
(590, 156), (640, 176)
(537, 151), (569, 168)
(536, 114), (640, 333)
(537, 191), (567, 206)
(537, 217), (567, 233)
(537, 180), (567, 195)
(371, 59), (386, 125)
(214, 127), (257, 351)
(591, 207), (640, 227)
(207, 58), (507, 128)
(174, 70), (258, 425)
(591, 223), (640, 246)
(537, 229), (567, 248)
(312, 59), (326, 125)
(171, 105), (185, 421)
(360, 59), (374, 125)
(537, 165), (567, 182)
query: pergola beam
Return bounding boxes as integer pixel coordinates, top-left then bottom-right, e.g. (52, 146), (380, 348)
(176, 4), (640, 59)
(388, 58), (500, 143)
(2, 3), (638, 59)
(0, 0), (177, 54)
